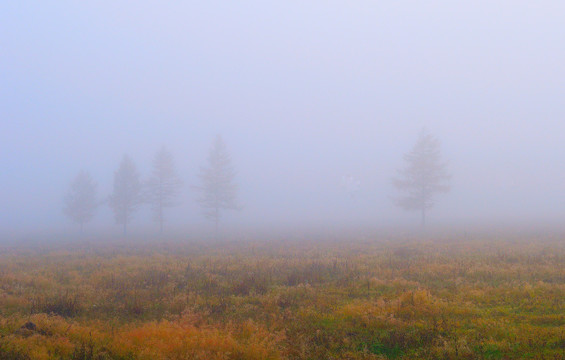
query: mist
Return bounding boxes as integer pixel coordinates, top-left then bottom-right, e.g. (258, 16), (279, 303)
(2, 1), (565, 239)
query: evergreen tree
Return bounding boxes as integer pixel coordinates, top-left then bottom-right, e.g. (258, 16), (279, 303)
(63, 170), (98, 232)
(108, 155), (142, 235)
(145, 147), (182, 234)
(393, 129), (450, 227)
(194, 135), (240, 237)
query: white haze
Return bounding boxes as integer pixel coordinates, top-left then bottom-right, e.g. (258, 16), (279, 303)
(2, 1), (565, 238)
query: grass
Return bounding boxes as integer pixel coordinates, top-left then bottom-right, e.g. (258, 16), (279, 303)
(0, 231), (563, 359)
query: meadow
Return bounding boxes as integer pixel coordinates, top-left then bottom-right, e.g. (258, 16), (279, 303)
(0, 230), (563, 359)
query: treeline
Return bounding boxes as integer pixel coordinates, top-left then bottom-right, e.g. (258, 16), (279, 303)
(63, 135), (239, 235)
(64, 129), (451, 234)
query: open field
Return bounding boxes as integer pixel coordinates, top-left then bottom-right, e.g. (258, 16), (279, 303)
(0, 232), (563, 359)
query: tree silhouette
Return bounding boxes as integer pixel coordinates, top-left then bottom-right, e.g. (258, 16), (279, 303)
(194, 135), (240, 237)
(63, 170), (98, 232)
(145, 146), (183, 234)
(108, 155), (142, 235)
(393, 129), (450, 227)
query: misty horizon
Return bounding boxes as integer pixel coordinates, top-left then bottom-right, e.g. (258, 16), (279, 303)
(3, 2), (565, 237)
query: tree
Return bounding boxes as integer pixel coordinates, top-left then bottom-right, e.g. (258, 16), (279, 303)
(393, 129), (450, 227)
(145, 146), (183, 234)
(108, 155), (142, 235)
(63, 170), (98, 232)
(194, 135), (240, 237)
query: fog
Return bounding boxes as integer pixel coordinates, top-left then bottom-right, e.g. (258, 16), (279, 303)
(2, 1), (565, 238)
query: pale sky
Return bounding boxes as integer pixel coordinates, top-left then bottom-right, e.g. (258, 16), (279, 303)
(2, 1), (565, 236)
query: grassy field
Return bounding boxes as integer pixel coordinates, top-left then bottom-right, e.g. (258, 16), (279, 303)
(0, 231), (563, 359)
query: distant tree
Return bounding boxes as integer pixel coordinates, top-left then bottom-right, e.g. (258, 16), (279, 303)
(63, 170), (98, 232)
(194, 135), (240, 237)
(108, 155), (142, 235)
(393, 129), (450, 227)
(145, 146), (183, 234)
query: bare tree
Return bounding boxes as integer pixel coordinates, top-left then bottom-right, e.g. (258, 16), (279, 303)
(63, 170), (98, 232)
(393, 129), (450, 227)
(145, 146), (183, 234)
(194, 135), (240, 237)
(108, 155), (142, 235)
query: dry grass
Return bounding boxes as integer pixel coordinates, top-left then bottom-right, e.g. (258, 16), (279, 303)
(0, 232), (563, 359)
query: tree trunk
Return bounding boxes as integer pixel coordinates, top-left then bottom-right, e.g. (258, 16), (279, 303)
(421, 207), (426, 228)
(159, 195), (163, 235)
(214, 206), (219, 240)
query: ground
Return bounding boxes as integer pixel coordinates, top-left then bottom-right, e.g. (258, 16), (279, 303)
(0, 231), (563, 359)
